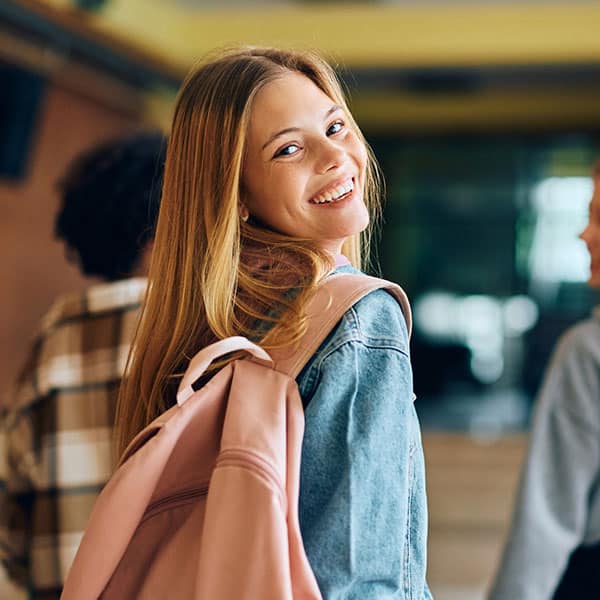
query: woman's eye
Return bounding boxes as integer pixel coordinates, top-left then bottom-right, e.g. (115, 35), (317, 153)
(274, 144), (301, 158)
(327, 121), (344, 136)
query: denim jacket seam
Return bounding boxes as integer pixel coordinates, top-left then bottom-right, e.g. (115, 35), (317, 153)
(352, 297), (410, 351)
(315, 332), (409, 368)
(318, 304), (409, 356)
(299, 336), (410, 399)
(404, 450), (415, 599)
(297, 286), (409, 398)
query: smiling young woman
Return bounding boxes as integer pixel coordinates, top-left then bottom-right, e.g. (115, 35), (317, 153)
(242, 71), (370, 252)
(116, 46), (432, 599)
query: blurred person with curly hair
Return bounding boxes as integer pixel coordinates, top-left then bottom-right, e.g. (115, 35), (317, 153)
(0, 132), (165, 599)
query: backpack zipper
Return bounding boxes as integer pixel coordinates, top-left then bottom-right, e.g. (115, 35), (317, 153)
(140, 450), (286, 525)
(215, 448), (287, 511)
(141, 485), (209, 524)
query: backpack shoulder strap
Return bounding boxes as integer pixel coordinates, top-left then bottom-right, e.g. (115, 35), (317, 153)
(119, 337), (273, 465)
(272, 273), (411, 379)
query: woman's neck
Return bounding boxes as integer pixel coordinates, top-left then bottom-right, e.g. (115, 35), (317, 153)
(332, 253), (350, 268)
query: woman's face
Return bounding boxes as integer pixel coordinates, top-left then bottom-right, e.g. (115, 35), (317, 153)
(580, 175), (600, 288)
(242, 71), (369, 254)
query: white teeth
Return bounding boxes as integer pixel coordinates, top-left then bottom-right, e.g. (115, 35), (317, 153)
(312, 179), (354, 204)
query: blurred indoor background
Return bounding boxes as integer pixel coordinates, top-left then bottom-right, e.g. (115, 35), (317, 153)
(2, 1), (599, 598)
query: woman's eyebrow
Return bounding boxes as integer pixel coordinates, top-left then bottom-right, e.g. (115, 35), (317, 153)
(261, 127), (300, 151)
(261, 105), (343, 151)
(325, 105), (342, 119)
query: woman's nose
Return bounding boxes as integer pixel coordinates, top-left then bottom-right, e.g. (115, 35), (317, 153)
(316, 140), (345, 173)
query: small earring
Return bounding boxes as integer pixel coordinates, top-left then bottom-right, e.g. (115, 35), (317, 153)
(240, 206), (249, 222)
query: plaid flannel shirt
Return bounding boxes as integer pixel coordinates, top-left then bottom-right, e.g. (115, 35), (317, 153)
(0, 278), (146, 599)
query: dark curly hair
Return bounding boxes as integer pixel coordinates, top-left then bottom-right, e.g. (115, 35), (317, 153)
(55, 132), (166, 280)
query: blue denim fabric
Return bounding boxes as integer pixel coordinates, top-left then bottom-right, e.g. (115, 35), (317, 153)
(296, 267), (432, 599)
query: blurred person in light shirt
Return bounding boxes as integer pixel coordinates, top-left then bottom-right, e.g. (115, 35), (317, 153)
(490, 159), (600, 600)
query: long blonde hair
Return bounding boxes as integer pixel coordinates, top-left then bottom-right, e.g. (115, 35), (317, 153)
(116, 46), (383, 454)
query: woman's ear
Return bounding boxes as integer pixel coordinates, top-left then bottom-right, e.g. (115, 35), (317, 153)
(239, 203), (249, 222)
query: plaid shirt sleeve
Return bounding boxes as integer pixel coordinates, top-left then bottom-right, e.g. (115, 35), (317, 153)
(0, 363), (37, 592)
(1, 279), (146, 599)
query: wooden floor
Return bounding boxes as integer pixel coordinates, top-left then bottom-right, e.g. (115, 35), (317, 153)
(422, 432), (528, 600)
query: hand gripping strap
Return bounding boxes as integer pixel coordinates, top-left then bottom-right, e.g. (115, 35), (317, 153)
(176, 336), (272, 406)
(271, 273), (411, 379)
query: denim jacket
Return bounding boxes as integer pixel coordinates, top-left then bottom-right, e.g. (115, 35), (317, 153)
(296, 266), (432, 599)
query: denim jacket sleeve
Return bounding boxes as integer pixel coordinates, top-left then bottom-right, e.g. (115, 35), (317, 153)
(296, 285), (432, 600)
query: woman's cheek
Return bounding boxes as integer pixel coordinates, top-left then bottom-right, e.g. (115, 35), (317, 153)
(355, 140), (368, 178)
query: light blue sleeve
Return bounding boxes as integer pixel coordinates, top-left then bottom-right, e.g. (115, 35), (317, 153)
(297, 291), (431, 599)
(489, 319), (600, 600)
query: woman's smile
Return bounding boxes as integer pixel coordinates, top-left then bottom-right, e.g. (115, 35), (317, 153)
(309, 177), (354, 205)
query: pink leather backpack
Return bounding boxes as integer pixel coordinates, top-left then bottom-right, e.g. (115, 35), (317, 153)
(61, 273), (410, 600)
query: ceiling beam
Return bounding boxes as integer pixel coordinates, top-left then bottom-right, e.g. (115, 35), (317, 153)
(0, 0), (182, 89)
(351, 86), (600, 133)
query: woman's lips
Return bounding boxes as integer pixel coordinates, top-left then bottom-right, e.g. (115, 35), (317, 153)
(309, 177), (355, 205)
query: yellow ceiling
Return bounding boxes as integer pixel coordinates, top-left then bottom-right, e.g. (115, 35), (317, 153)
(43, 0), (600, 70)
(26, 1), (600, 131)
